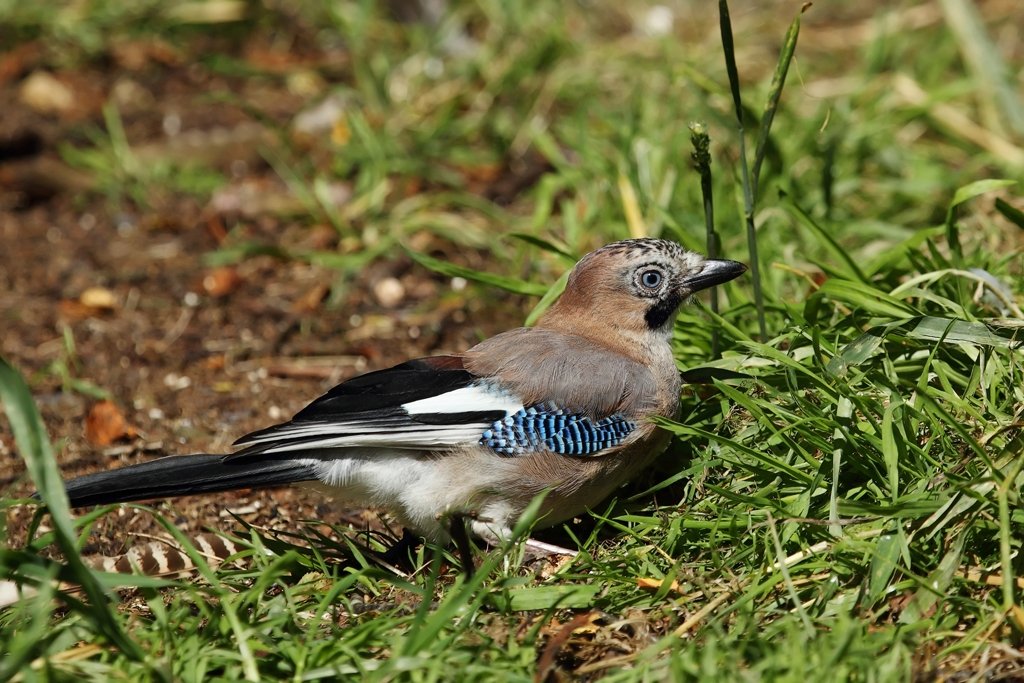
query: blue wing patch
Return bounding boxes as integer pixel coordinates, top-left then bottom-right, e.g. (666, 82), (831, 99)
(480, 403), (636, 457)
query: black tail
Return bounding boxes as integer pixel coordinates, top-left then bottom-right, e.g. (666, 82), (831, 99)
(59, 454), (318, 508)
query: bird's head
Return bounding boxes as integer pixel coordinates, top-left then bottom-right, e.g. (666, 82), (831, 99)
(539, 238), (747, 344)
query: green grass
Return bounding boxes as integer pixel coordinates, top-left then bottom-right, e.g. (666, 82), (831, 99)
(2, 0), (1023, 680)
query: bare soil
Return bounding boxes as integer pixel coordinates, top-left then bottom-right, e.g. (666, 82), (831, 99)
(0, 33), (526, 561)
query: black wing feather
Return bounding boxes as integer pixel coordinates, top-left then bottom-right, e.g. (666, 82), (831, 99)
(231, 356), (510, 456)
(291, 357), (476, 421)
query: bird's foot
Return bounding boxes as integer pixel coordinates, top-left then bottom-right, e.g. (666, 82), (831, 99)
(435, 509), (482, 577)
(377, 528), (423, 571)
(522, 538), (579, 560)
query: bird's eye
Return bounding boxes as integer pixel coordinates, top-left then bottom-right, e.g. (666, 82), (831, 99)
(639, 269), (663, 289)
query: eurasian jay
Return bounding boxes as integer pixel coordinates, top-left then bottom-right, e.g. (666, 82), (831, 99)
(59, 239), (745, 564)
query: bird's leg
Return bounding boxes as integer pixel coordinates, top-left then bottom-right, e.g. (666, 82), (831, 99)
(465, 516), (578, 561)
(379, 528), (423, 569)
(447, 513), (477, 578)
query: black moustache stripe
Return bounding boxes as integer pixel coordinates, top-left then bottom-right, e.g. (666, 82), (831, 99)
(644, 292), (684, 329)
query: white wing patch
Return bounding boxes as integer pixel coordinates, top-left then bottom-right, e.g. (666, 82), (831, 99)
(402, 385), (523, 416)
(239, 383), (523, 455)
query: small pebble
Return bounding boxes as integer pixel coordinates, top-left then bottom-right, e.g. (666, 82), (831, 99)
(373, 277), (405, 308)
(19, 71), (74, 113)
(163, 373), (191, 390)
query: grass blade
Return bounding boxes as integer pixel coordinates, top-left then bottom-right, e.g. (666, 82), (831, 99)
(780, 190), (868, 283)
(937, 0), (1024, 136)
(944, 178), (1016, 262)
(0, 356), (143, 660)
(719, 0), (767, 340)
(818, 280), (918, 318)
(751, 7), (806, 195)
(995, 197), (1024, 230)
(406, 248), (548, 296)
(690, 121), (721, 353)
(524, 268), (570, 327)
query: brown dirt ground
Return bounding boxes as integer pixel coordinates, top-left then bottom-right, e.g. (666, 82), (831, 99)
(0, 34), (528, 563)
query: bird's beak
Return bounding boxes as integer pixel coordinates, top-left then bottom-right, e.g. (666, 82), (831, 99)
(683, 259), (747, 292)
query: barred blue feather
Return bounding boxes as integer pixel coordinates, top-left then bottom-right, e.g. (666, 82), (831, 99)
(479, 404), (636, 456)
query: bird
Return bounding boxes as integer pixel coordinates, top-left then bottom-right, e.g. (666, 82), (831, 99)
(58, 238), (745, 569)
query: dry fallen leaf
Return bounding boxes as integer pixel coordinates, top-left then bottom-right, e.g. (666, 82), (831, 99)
(292, 282), (329, 314)
(636, 577), (683, 595)
(203, 354), (226, 371)
(85, 400), (137, 447)
(109, 37), (183, 70)
(201, 266), (243, 297)
(58, 300), (98, 321)
(59, 287), (118, 320)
